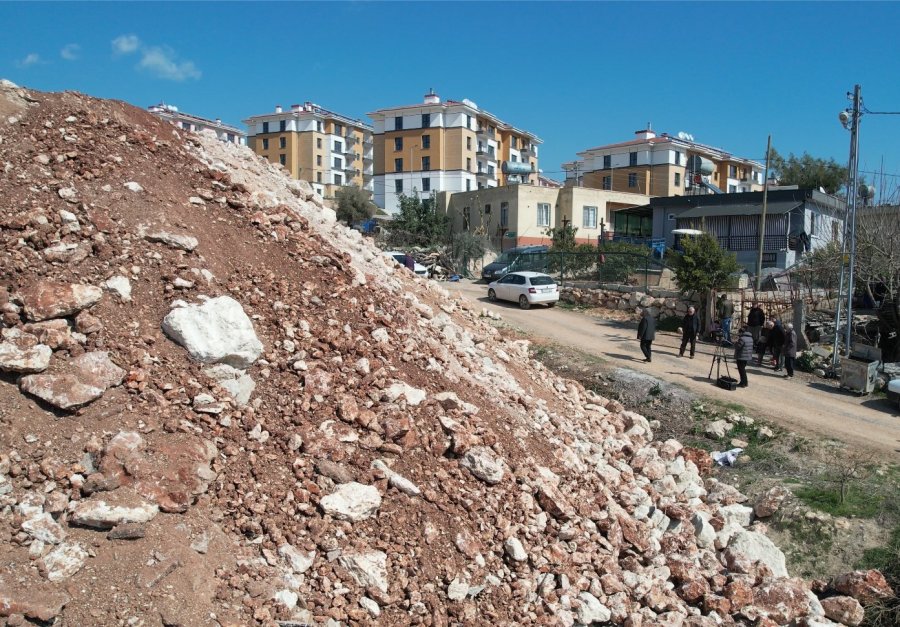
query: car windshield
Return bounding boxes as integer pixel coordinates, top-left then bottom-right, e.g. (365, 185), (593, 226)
(391, 254), (405, 264)
(492, 251), (516, 265)
(529, 275), (555, 286)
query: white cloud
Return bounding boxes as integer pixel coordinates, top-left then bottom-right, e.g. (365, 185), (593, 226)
(15, 53), (42, 68)
(60, 44), (80, 61)
(112, 34), (140, 55)
(138, 46), (201, 81)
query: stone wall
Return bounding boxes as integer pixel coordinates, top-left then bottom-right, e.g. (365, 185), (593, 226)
(561, 285), (699, 320)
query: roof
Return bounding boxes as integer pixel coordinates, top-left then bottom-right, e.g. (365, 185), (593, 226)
(676, 201), (803, 219)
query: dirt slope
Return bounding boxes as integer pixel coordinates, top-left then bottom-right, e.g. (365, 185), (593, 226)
(0, 81), (890, 627)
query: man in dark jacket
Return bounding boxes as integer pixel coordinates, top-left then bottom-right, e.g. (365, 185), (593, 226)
(769, 319), (785, 370)
(783, 323), (797, 378)
(717, 294), (735, 344)
(734, 327), (754, 388)
(679, 306), (700, 358)
(756, 320), (773, 366)
(747, 303), (765, 344)
(637, 308), (656, 363)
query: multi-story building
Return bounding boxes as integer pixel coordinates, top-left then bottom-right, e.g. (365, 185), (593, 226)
(148, 103), (245, 145)
(368, 91), (542, 214)
(243, 102), (373, 199)
(562, 127), (764, 197)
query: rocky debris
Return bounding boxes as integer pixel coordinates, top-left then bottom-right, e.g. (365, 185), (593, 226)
(830, 570), (894, 605)
(20, 351), (125, 409)
(319, 482), (381, 522)
(821, 595), (865, 626)
(0, 331), (51, 373)
(752, 577), (815, 624)
(123, 181), (143, 193)
(20, 281), (102, 321)
(383, 381), (427, 406)
(0, 586), (70, 622)
(337, 551), (389, 593)
(576, 591), (612, 624)
(705, 419), (734, 439)
(278, 544), (315, 574)
(101, 275), (132, 302)
(107, 523), (147, 541)
(70, 489), (159, 529)
(754, 485), (791, 518)
(144, 230), (198, 252)
(504, 537), (528, 562)
(372, 459), (421, 496)
(42, 542), (88, 581)
(724, 529), (789, 578)
(460, 446), (505, 484)
(162, 296), (262, 368)
(203, 363), (255, 405)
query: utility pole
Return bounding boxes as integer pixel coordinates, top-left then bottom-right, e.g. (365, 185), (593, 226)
(755, 134), (772, 292)
(844, 84), (862, 355)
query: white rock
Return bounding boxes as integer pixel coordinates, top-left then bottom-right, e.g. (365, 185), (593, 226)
(146, 230), (198, 252)
(577, 591), (612, 624)
(204, 363), (256, 406)
(447, 577), (469, 601)
(720, 503), (754, 528)
(461, 446), (505, 485)
(320, 482), (381, 522)
(22, 512), (67, 544)
(278, 543), (315, 574)
(274, 589), (298, 609)
(123, 181), (144, 193)
(57, 187), (77, 201)
(0, 339), (51, 374)
(43, 542), (88, 581)
(691, 512), (716, 549)
(371, 328), (390, 343)
(372, 459), (421, 496)
(359, 596), (381, 618)
(504, 537), (528, 562)
(102, 275), (132, 302)
(162, 296), (263, 369)
(70, 496), (159, 529)
(338, 551), (388, 593)
(705, 419), (733, 439)
(384, 381), (427, 406)
(727, 529), (788, 577)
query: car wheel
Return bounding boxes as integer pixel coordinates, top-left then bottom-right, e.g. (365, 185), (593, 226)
(488, 289), (497, 302)
(519, 295), (530, 310)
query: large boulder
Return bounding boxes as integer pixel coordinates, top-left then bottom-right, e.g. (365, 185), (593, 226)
(820, 596), (865, 626)
(0, 331), (51, 373)
(20, 281), (102, 321)
(162, 296), (263, 369)
(460, 446), (505, 485)
(830, 570), (894, 605)
(20, 351), (125, 410)
(724, 529), (789, 578)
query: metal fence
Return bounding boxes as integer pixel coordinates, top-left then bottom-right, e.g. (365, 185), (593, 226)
(503, 251), (673, 291)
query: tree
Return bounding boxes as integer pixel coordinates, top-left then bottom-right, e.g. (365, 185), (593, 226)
(770, 148), (848, 194)
(672, 233), (740, 333)
(334, 185), (375, 227)
(386, 193), (450, 248)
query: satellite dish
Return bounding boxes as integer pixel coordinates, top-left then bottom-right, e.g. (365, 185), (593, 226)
(677, 131), (688, 140)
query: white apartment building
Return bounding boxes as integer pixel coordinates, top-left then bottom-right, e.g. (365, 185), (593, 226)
(148, 103), (245, 145)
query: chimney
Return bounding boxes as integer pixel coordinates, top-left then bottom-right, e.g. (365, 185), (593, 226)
(291, 104), (301, 112)
(634, 122), (656, 140)
(423, 88), (440, 105)
(275, 105), (282, 113)
(215, 118), (221, 125)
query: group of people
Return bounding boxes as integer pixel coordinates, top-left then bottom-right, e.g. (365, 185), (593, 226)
(636, 297), (799, 389)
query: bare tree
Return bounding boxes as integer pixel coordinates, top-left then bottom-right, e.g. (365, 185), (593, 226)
(855, 205), (900, 360)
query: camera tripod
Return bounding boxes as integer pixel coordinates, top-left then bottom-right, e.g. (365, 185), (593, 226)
(708, 341), (733, 381)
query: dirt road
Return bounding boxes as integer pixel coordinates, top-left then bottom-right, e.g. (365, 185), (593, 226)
(449, 280), (900, 458)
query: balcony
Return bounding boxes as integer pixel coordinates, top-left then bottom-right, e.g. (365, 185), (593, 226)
(345, 133), (358, 145)
(363, 150), (373, 162)
(477, 126), (494, 139)
(476, 169), (495, 180)
(344, 151), (359, 162)
(363, 136), (373, 146)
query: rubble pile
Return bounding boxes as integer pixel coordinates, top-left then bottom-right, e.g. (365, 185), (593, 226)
(0, 80), (891, 626)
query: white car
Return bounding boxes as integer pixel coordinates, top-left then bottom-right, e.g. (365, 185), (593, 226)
(488, 271), (559, 309)
(383, 251), (428, 277)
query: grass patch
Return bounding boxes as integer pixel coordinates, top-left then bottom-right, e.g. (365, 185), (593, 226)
(795, 484), (882, 518)
(858, 525), (900, 627)
(796, 464), (900, 519)
(555, 301), (581, 311)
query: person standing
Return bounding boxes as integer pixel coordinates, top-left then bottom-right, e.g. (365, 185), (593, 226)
(757, 320), (773, 366)
(679, 306), (700, 358)
(717, 294), (735, 344)
(783, 323), (797, 378)
(769, 319), (785, 370)
(637, 308), (656, 363)
(747, 302), (766, 344)
(733, 326), (754, 388)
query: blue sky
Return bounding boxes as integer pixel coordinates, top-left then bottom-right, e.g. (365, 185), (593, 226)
(4, 1), (900, 196)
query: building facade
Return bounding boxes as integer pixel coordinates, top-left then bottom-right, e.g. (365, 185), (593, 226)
(368, 91), (541, 214)
(148, 103), (245, 145)
(244, 103), (373, 199)
(436, 185), (650, 250)
(562, 127), (764, 197)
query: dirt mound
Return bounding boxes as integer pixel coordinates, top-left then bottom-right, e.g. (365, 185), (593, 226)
(0, 81), (886, 626)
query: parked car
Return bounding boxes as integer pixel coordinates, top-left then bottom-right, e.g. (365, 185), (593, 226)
(488, 271), (558, 309)
(481, 245), (548, 281)
(383, 251), (428, 277)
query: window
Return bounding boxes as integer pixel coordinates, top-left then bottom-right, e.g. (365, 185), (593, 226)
(537, 202), (551, 227)
(394, 158), (403, 172)
(511, 154), (517, 163)
(487, 165), (495, 175)
(484, 204), (491, 215)
(466, 115), (472, 129)
(422, 156), (430, 171)
(422, 177), (430, 192)
(728, 184), (737, 193)
(334, 140), (342, 153)
(181, 122), (191, 131)
(262, 122), (269, 133)
(466, 179), (471, 191)
(394, 137), (403, 151)
(628, 173), (637, 188)
(227, 133), (235, 143)
(262, 138), (269, 150)
(602, 176), (611, 190)
(466, 137), (472, 150)
(394, 116), (403, 130)
(421, 113), (431, 128)
(422, 134), (431, 149)
(334, 157), (342, 169)
(466, 157), (472, 171)
(583, 206), (598, 229)
(500, 202), (509, 227)
(511, 136), (517, 149)
(488, 146), (495, 158)
(629, 152), (638, 166)
(279, 120), (286, 132)
(317, 172), (322, 183)
(675, 151), (682, 165)
(463, 207), (471, 231)
(279, 154), (286, 166)
(316, 121), (323, 133)
(729, 165), (737, 178)
(279, 137), (286, 149)
(334, 174), (342, 185)
(810, 213), (817, 236)
(334, 123), (343, 136)
(317, 155), (322, 166)
(603, 155), (611, 169)
(674, 172), (681, 187)
(395, 179), (403, 193)
(317, 138), (322, 149)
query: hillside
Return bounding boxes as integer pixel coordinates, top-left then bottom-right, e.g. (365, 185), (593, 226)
(0, 80), (891, 626)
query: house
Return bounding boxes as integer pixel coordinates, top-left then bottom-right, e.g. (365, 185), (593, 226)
(148, 103), (245, 145)
(562, 126), (764, 196)
(367, 91), (542, 214)
(436, 185), (651, 250)
(243, 102), (373, 199)
(618, 188), (846, 272)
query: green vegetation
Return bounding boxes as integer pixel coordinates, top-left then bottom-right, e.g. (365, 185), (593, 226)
(859, 524), (900, 627)
(796, 463), (900, 518)
(672, 232), (740, 295)
(386, 192), (450, 247)
(334, 185), (376, 227)
(770, 148), (849, 195)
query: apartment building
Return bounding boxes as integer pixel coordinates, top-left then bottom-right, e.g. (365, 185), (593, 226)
(436, 184), (650, 249)
(148, 103), (245, 145)
(562, 127), (764, 197)
(243, 103), (373, 199)
(368, 91), (542, 214)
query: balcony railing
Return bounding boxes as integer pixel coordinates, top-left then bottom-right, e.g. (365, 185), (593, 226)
(714, 234), (786, 252)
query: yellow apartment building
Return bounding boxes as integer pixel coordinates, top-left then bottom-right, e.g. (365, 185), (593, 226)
(243, 102), (373, 199)
(562, 127), (764, 197)
(367, 91), (541, 214)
